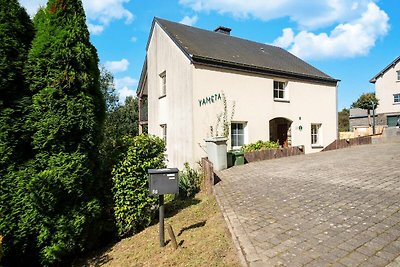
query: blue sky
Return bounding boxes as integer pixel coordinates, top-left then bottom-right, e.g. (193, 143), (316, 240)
(20, 0), (398, 109)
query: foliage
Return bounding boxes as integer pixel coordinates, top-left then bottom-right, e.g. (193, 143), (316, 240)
(351, 92), (379, 111)
(1, 0), (106, 265)
(112, 134), (166, 237)
(241, 140), (280, 153)
(100, 66), (119, 113)
(0, 0), (34, 172)
(0, 1), (35, 266)
(210, 91), (235, 138)
(178, 162), (202, 199)
(338, 108), (350, 132)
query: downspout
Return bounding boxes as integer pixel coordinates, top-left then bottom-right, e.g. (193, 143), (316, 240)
(336, 81), (340, 149)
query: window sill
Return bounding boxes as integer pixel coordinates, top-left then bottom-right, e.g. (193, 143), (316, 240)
(274, 98), (290, 103)
(393, 102), (400, 105)
(311, 145), (324, 149)
(159, 95), (166, 99)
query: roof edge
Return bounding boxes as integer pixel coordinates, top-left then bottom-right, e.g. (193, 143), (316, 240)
(370, 56), (400, 84)
(191, 55), (340, 85)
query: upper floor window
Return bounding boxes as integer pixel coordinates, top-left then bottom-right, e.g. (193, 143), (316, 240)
(159, 71), (166, 97)
(231, 122), (246, 149)
(394, 94), (400, 104)
(311, 123), (322, 146)
(274, 81), (287, 100)
(397, 70), (400, 81)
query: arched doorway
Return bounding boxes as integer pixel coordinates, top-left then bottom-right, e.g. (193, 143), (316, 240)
(269, 118), (292, 147)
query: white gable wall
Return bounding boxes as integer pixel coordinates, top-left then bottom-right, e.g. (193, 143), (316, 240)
(147, 23), (195, 168)
(375, 60), (400, 115)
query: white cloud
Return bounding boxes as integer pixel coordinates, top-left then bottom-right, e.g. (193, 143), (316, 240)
(272, 3), (389, 60)
(18, 0), (133, 35)
(115, 76), (138, 103)
(179, 0), (379, 30)
(272, 28), (294, 49)
(130, 36), (138, 43)
(88, 23), (104, 35)
(180, 15), (199, 26)
(104, 59), (130, 73)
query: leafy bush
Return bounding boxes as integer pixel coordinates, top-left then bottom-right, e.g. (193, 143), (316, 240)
(241, 140), (280, 152)
(112, 134), (166, 237)
(178, 162), (202, 199)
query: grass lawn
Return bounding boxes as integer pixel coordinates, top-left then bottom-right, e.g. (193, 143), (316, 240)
(73, 192), (241, 267)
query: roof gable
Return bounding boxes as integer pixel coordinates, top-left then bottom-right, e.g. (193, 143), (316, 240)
(153, 17), (338, 84)
(370, 56), (400, 83)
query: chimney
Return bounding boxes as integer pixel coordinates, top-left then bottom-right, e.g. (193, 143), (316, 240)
(214, 26), (231, 35)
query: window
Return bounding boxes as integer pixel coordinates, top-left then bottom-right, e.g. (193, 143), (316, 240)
(274, 81), (286, 100)
(311, 124), (322, 146)
(160, 124), (167, 145)
(231, 123), (246, 148)
(160, 71), (166, 97)
(394, 94), (400, 104)
(397, 71), (400, 81)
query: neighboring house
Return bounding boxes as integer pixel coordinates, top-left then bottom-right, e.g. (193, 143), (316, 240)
(370, 56), (400, 127)
(137, 18), (339, 168)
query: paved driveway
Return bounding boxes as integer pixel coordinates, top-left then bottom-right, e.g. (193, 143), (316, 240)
(215, 143), (400, 267)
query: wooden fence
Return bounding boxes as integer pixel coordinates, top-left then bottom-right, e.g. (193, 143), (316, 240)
(244, 146), (305, 163)
(322, 136), (372, 152)
(201, 157), (214, 194)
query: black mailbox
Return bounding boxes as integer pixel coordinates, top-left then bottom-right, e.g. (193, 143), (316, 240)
(148, 168), (179, 195)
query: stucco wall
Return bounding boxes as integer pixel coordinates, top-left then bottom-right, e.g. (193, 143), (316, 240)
(375, 60), (400, 115)
(192, 66), (337, 158)
(147, 23), (194, 168)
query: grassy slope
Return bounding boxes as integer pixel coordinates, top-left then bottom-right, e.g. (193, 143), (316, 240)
(74, 193), (240, 267)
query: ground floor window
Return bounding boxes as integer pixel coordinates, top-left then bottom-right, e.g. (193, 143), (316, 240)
(231, 122), (246, 149)
(394, 93), (400, 104)
(160, 124), (167, 145)
(311, 124), (322, 146)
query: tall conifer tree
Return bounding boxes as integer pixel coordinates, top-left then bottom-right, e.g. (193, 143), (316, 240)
(22, 0), (105, 264)
(0, 1), (34, 265)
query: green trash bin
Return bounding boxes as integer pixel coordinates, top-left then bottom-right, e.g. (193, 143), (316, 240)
(232, 150), (244, 166)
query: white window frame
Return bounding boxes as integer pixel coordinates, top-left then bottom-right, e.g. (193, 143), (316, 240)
(396, 70), (400, 81)
(231, 122), (247, 149)
(311, 123), (322, 147)
(159, 71), (166, 97)
(394, 93), (400, 104)
(273, 80), (288, 101)
(160, 124), (167, 145)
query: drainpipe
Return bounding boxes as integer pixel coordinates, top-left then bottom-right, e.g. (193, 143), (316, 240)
(335, 81), (340, 149)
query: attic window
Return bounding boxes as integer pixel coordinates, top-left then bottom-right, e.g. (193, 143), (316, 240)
(397, 70), (400, 81)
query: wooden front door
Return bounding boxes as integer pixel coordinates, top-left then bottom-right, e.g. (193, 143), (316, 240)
(277, 124), (288, 147)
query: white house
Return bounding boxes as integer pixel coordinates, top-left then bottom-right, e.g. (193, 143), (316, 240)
(370, 56), (400, 127)
(137, 18), (339, 169)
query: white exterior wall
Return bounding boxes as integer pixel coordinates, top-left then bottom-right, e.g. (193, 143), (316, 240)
(146, 23), (337, 169)
(147, 24), (194, 168)
(192, 66), (337, 158)
(375, 61), (400, 115)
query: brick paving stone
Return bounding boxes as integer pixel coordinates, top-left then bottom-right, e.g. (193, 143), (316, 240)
(214, 142), (400, 266)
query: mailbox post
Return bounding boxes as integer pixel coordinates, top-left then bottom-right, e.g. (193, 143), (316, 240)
(148, 168), (179, 247)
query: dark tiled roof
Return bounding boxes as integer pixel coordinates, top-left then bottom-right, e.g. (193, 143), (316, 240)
(154, 18), (338, 84)
(370, 56), (400, 83)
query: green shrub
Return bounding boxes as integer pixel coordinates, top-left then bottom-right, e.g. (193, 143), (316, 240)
(178, 162), (202, 199)
(112, 134), (166, 237)
(241, 140), (280, 152)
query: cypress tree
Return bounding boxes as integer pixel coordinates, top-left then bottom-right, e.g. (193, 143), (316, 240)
(22, 0), (105, 265)
(0, 1), (34, 265)
(0, 0), (34, 172)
